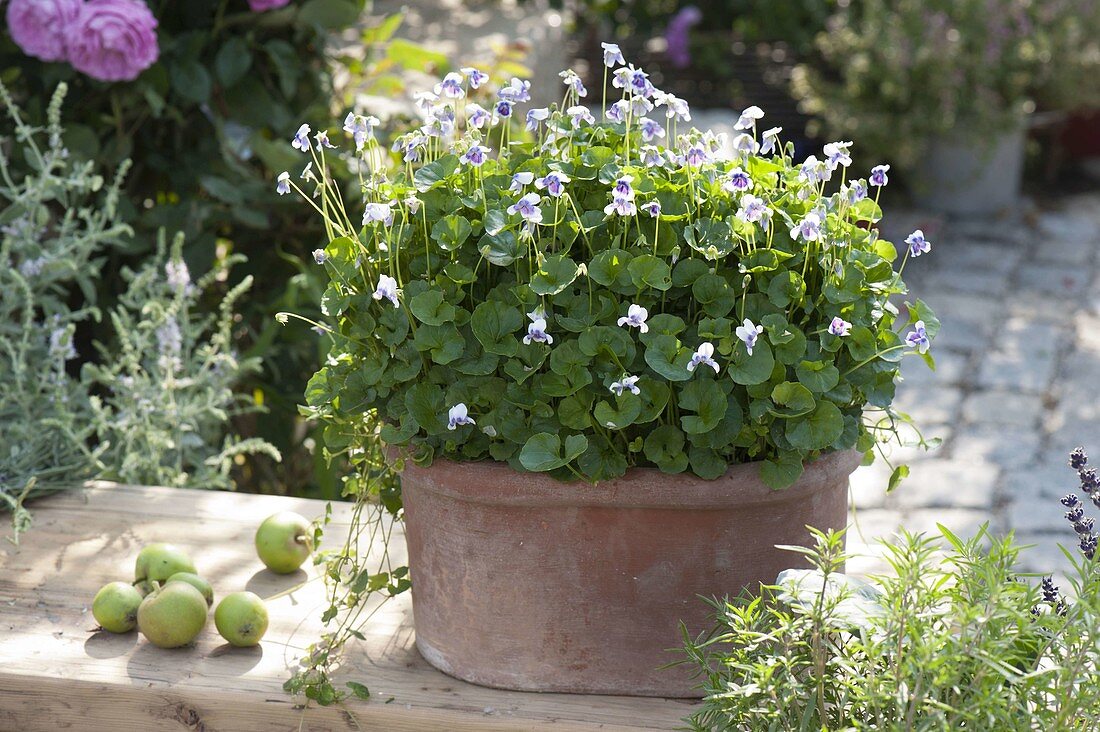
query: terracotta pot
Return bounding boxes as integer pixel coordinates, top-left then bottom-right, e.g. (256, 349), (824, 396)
(400, 449), (862, 697)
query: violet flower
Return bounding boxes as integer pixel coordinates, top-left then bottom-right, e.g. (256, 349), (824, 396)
(617, 304), (649, 333)
(905, 320), (930, 353)
(828, 317), (852, 337)
(870, 164), (890, 187)
(687, 342), (720, 374)
(735, 318), (764, 355)
(610, 374), (641, 396)
(905, 229), (931, 257)
(373, 274), (400, 308)
(508, 193), (543, 224)
(523, 318), (553, 345)
(447, 403), (476, 430)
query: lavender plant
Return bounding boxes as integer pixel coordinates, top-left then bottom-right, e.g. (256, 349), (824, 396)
(0, 82), (277, 537)
(84, 233), (281, 490)
(280, 45), (938, 491)
(684, 449), (1100, 730)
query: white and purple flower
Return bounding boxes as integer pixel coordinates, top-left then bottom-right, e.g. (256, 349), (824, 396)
(735, 318), (764, 355)
(734, 105), (764, 131)
(461, 144), (490, 167)
(461, 67), (488, 89)
(606, 99), (629, 123)
(525, 107), (550, 132)
(567, 105), (595, 127)
(828, 317), (852, 337)
(373, 274), (399, 308)
(610, 374), (641, 396)
(905, 320), (930, 353)
(495, 100), (514, 119)
(845, 181), (868, 205)
(685, 144), (708, 167)
(509, 171), (535, 193)
(314, 130), (335, 150)
(823, 141), (853, 170)
(466, 103), (491, 129)
(723, 168), (752, 193)
(605, 197), (637, 216)
(736, 194), (769, 226)
(291, 123), (311, 152)
(560, 69), (587, 97)
(760, 126), (782, 155)
(639, 117), (665, 142)
(363, 201), (394, 226)
(535, 171), (570, 197)
(790, 212), (823, 242)
(498, 77), (531, 103)
(687, 342), (720, 374)
(523, 318), (553, 345)
(276, 171), (290, 195)
(617, 303), (649, 333)
(869, 164), (890, 187)
(612, 175), (635, 200)
(436, 71), (465, 99)
(447, 403), (476, 430)
(312, 249), (327, 265)
(906, 229), (931, 257)
(602, 42), (625, 67)
(642, 200), (661, 217)
(508, 192), (544, 223)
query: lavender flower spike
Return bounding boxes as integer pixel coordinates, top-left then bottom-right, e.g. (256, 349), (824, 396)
(687, 342), (720, 374)
(905, 320), (930, 353)
(447, 403), (476, 430)
(618, 304), (649, 333)
(735, 318), (764, 355)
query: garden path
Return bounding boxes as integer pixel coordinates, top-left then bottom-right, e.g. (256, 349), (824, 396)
(849, 193), (1100, 578)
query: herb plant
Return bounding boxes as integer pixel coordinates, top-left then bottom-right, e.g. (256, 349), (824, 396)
(284, 46), (937, 488)
(0, 82), (276, 537)
(683, 449), (1100, 731)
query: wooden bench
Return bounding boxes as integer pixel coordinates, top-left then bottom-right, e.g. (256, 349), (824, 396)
(0, 483), (696, 730)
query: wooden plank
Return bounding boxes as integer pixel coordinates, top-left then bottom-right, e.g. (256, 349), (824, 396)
(0, 483), (697, 730)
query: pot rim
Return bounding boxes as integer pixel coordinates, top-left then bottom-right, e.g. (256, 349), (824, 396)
(394, 448), (863, 509)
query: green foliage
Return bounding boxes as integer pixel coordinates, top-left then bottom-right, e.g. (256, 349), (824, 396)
(0, 84), (276, 538)
(292, 59), (935, 489)
(793, 0), (1100, 167)
(84, 233), (281, 489)
(0, 1), (448, 497)
(683, 526), (1100, 730)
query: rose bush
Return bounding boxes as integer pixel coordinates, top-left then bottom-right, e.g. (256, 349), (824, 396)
(284, 46), (938, 488)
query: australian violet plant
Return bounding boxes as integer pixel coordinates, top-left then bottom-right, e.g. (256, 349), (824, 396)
(281, 49), (938, 489)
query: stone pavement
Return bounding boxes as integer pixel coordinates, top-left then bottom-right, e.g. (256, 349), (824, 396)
(847, 193), (1100, 578)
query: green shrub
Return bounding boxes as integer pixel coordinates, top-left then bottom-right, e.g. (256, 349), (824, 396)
(0, 82), (277, 538)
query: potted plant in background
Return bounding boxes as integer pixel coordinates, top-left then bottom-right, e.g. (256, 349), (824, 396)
(793, 0), (1100, 215)
(281, 46), (937, 697)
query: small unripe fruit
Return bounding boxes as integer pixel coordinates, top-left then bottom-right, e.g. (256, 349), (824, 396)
(255, 512), (313, 574)
(134, 543), (196, 584)
(92, 582), (143, 633)
(166, 572), (214, 607)
(137, 582), (207, 648)
(214, 592), (269, 647)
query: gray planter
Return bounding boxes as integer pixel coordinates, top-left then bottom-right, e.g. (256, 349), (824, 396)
(910, 122), (1027, 216)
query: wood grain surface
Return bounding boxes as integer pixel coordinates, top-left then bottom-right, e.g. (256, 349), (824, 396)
(0, 483), (695, 731)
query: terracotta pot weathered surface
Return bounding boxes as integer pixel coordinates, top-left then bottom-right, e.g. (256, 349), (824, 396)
(400, 449), (862, 697)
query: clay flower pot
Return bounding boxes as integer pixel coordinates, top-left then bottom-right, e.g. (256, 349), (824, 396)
(400, 449), (863, 697)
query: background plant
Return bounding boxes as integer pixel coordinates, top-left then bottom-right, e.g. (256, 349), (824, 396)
(287, 51), (936, 489)
(0, 0), (449, 497)
(684, 514), (1100, 730)
(792, 0), (1100, 168)
(0, 82), (276, 538)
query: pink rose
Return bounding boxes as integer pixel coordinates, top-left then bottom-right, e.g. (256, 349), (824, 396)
(248, 0), (292, 11)
(68, 0), (159, 82)
(5, 0), (82, 63)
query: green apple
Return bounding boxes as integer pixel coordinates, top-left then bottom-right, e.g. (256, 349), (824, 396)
(92, 581), (143, 633)
(134, 543), (196, 584)
(166, 572), (214, 607)
(136, 581), (208, 648)
(214, 591), (269, 647)
(255, 512), (313, 574)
